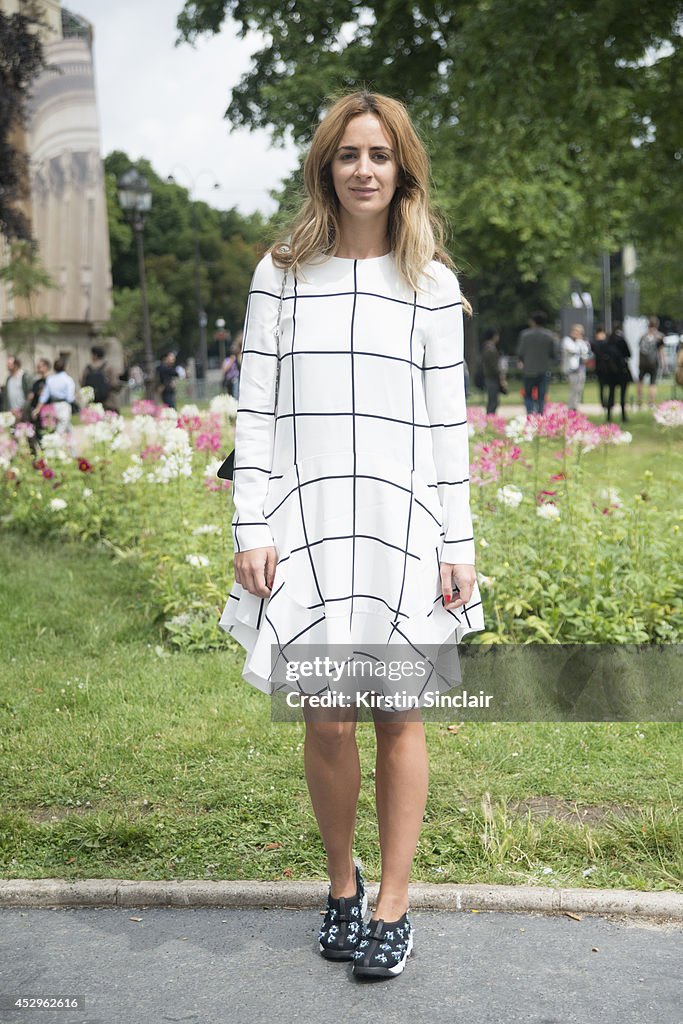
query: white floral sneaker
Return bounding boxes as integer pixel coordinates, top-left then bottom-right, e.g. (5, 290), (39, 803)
(318, 864), (368, 961)
(351, 910), (414, 977)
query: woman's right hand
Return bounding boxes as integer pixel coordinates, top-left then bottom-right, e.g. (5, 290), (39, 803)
(234, 546), (278, 597)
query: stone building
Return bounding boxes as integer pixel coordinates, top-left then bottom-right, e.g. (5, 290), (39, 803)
(0, 0), (122, 381)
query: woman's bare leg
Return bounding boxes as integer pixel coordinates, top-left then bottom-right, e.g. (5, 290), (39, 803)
(303, 704), (360, 897)
(371, 709), (428, 921)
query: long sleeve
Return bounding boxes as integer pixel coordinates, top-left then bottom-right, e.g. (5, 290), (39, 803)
(231, 253), (282, 553)
(422, 265), (476, 566)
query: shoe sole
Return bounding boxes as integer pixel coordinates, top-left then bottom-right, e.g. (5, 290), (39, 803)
(351, 925), (414, 977)
(319, 889), (368, 960)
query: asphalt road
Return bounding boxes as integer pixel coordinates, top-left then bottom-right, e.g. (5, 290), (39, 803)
(0, 906), (680, 1024)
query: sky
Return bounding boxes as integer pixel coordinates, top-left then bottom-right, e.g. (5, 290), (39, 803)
(69, 0), (302, 215)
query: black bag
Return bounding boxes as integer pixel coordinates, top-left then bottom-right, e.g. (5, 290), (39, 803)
(217, 268), (288, 481)
(83, 362), (111, 404)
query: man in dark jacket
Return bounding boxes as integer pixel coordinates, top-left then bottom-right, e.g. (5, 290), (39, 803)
(516, 311), (557, 415)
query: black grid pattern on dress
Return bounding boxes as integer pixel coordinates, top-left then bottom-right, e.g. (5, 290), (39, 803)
(228, 253), (482, 678)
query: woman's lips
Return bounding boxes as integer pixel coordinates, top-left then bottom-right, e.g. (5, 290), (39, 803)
(351, 188), (377, 195)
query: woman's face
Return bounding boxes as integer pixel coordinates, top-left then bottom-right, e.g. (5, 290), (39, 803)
(329, 113), (399, 223)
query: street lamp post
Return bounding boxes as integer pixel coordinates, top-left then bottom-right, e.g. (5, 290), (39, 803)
(214, 317), (230, 367)
(117, 168), (155, 401)
(167, 168), (219, 400)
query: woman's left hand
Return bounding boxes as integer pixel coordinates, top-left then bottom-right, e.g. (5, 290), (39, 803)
(440, 562), (476, 609)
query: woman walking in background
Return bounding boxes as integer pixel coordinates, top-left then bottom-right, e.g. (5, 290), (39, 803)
(218, 89), (485, 981)
(561, 323), (592, 411)
(603, 322), (633, 422)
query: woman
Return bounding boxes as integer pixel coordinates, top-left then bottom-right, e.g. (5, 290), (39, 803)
(221, 339), (241, 398)
(218, 90), (485, 979)
(561, 323), (592, 411)
(603, 322), (633, 422)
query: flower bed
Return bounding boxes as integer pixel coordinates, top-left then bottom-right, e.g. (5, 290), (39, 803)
(1, 398), (682, 648)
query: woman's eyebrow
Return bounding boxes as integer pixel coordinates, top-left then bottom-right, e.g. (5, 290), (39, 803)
(337, 144), (394, 152)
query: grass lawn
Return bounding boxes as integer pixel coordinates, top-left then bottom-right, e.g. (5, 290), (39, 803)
(0, 535), (680, 891)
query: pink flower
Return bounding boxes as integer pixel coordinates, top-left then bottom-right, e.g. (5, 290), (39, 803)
(42, 467), (55, 479)
(79, 406), (105, 424)
(195, 432), (222, 452)
(131, 399), (159, 417)
(140, 444), (163, 462)
(203, 477), (232, 492)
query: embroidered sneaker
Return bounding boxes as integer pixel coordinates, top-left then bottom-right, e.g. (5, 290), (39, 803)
(318, 863), (368, 960)
(351, 910), (414, 978)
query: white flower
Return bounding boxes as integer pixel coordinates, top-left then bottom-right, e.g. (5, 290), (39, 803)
(497, 484), (523, 507)
(185, 553), (210, 568)
(479, 537), (489, 547)
(83, 487), (93, 498)
(210, 393), (239, 421)
(40, 434), (70, 461)
(504, 415), (538, 442)
(49, 498), (67, 511)
(477, 573), (495, 589)
(179, 404), (201, 418)
(166, 612), (194, 628)
(79, 385), (95, 406)
(159, 405), (179, 420)
(612, 430), (632, 444)
(129, 414), (161, 446)
(84, 418), (121, 445)
(653, 401), (683, 428)
(0, 411), (16, 430)
(537, 502), (560, 520)
(122, 464), (144, 484)
(192, 524), (222, 535)
(598, 486), (622, 507)
(110, 431), (132, 451)
(204, 457), (223, 479)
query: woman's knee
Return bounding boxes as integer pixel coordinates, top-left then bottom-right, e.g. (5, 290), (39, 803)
(304, 715), (357, 749)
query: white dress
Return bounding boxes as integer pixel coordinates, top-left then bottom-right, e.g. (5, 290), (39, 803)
(218, 250), (485, 701)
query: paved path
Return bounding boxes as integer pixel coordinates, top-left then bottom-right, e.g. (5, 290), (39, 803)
(0, 906), (680, 1023)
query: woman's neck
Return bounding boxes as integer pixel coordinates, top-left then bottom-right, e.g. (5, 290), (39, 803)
(335, 214), (391, 260)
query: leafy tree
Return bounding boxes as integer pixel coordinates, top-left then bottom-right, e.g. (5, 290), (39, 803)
(0, 239), (57, 357)
(107, 279), (182, 363)
(176, 0), (683, 329)
(0, 2), (47, 241)
(104, 152), (272, 360)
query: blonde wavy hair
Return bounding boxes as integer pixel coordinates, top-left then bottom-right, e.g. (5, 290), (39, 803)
(268, 89), (472, 316)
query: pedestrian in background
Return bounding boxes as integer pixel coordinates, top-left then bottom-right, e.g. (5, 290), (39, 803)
(603, 321), (633, 423)
(156, 351), (180, 408)
(516, 310), (556, 415)
(81, 345), (124, 414)
(32, 356), (77, 436)
(637, 315), (666, 409)
(481, 328), (506, 414)
(561, 323), (592, 411)
(2, 354), (31, 414)
(591, 325), (610, 409)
